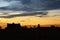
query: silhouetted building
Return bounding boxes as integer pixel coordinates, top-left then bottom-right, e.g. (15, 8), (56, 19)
(7, 23), (21, 27)
(50, 25), (55, 28)
(5, 23), (21, 32)
(0, 23), (60, 40)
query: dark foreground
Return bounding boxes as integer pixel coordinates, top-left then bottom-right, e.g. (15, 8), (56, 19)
(0, 23), (60, 40)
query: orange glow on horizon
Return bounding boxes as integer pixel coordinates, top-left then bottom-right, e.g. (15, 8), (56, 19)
(0, 16), (60, 29)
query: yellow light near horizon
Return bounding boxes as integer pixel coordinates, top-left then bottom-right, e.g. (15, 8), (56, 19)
(0, 16), (60, 29)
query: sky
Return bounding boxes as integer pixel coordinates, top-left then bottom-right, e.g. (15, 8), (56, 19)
(0, 0), (60, 28)
(0, 0), (60, 11)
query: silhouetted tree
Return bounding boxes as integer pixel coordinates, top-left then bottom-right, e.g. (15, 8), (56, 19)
(0, 27), (2, 32)
(37, 24), (40, 27)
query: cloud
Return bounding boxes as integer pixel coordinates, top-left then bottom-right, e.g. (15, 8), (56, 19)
(0, 0), (60, 11)
(0, 11), (48, 18)
(47, 9), (60, 16)
(35, 9), (60, 17)
(0, 0), (60, 18)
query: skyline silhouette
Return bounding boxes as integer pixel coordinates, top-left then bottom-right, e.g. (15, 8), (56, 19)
(0, 23), (60, 39)
(0, 23), (60, 29)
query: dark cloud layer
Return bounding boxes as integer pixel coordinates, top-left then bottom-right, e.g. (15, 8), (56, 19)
(0, 0), (60, 11)
(0, 0), (60, 18)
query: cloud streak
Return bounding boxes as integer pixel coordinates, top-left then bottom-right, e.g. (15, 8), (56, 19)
(0, 11), (48, 18)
